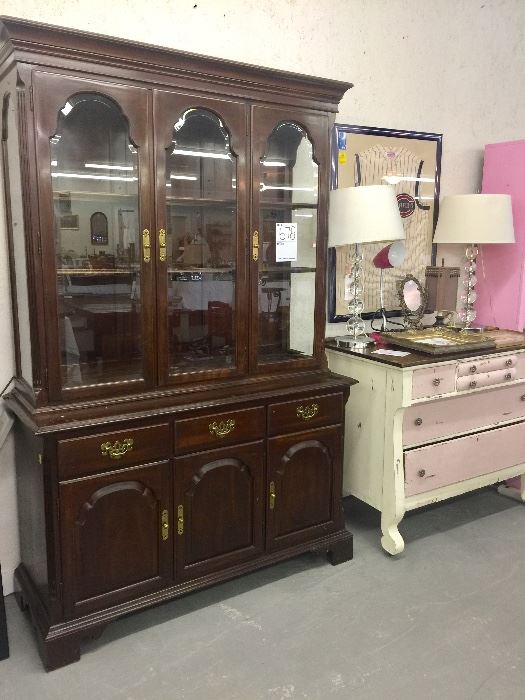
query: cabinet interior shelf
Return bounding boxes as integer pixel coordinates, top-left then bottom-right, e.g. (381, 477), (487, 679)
(169, 267), (234, 273)
(166, 197), (236, 207)
(261, 266), (316, 273)
(57, 268), (139, 275)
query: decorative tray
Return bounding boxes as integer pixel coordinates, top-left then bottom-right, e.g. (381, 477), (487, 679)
(379, 327), (497, 355)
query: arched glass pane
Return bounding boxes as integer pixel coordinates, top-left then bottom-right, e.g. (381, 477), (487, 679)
(258, 123), (318, 362)
(51, 93), (142, 387)
(165, 108), (237, 374)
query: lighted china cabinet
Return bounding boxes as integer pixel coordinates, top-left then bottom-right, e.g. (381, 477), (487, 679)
(0, 17), (354, 669)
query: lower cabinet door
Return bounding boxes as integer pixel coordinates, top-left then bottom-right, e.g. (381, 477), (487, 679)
(174, 442), (264, 580)
(59, 461), (172, 618)
(267, 426), (342, 550)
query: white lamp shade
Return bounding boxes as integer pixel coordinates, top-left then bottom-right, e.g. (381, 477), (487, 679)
(328, 185), (405, 246)
(434, 194), (515, 244)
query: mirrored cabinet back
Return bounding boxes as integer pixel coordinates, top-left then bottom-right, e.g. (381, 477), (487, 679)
(0, 17), (355, 670)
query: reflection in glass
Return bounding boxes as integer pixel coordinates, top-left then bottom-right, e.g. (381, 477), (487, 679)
(165, 109), (236, 373)
(51, 93), (142, 388)
(258, 123), (318, 362)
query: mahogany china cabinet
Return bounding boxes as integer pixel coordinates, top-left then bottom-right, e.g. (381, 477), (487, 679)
(0, 17), (355, 670)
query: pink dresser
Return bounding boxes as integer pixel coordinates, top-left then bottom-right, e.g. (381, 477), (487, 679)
(327, 330), (525, 555)
(476, 140), (525, 330)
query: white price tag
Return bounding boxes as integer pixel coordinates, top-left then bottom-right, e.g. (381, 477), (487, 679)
(275, 223), (297, 262)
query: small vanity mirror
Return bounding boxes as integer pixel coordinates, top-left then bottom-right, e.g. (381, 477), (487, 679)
(397, 274), (428, 328)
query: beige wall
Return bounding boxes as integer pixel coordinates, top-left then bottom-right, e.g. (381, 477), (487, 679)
(1, 0), (525, 593)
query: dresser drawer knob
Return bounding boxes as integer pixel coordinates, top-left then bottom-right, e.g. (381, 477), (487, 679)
(521, 395), (525, 402)
(414, 418), (423, 426)
(432, 378), (441, 387)
(418, 469), (426, 477)
(469, 365), (477, 374)
(506, 359), (513, 367)
(505, 373), (512, 380)
(469, 380), (477, 389)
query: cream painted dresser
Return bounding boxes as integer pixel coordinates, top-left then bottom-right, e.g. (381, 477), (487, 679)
(327, 330), (525, 555)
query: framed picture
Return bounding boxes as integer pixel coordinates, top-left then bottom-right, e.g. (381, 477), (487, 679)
(328, 124), (442, 322)
(59, 213), (79, 230)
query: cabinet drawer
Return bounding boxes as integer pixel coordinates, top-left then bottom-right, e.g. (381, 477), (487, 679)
(175, 406), (265, 454)
(268, 393), (343, 436)
(403, 382), (525, 447)
(456, 367), (515, 391)
(457, 354), (517, 377)
(411, 364), (456, 399)
(404, 421), (525, 496)
(57, 423), (171, 480)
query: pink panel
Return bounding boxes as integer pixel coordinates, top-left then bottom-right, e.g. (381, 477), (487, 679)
(477, 140), (525, 330)
(405, 421), (525, 496)
(403, 381), (525, 447)
(411, 364), (456, 399)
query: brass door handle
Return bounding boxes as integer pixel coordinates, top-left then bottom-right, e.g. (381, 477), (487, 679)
(269, 481), (276, 510)
(159, 228), (167, 262)
(252, 230), (259, 262)
(177, 505), (184, 535)
(161, 509), (169, 541)
(142, 229), (151, 263)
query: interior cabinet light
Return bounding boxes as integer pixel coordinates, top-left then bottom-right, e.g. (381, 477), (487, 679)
(172, 148), (231, 160)
(85, 163), (134, 171)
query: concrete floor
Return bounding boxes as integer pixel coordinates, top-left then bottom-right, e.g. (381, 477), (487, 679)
(1, 488), (525, 699)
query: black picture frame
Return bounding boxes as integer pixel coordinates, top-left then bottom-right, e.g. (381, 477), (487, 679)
(328, 124), (442, 322)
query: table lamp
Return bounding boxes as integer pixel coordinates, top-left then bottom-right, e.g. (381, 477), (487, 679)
(371, 240), (406, 331)
(433, 194), (515, 329)
(329, 185), (405, 348)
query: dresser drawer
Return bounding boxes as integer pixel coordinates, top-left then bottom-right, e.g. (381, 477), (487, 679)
(456, 367), (515, 391)
(174, 406), (265, 454)
(57, 423), (171, 480)
(403, 382), (525, 447)
(268, 393), (343, 437)
(456, 354), (517, 377)
(411, 364), (456, 399)
(404, 421), (525, 496)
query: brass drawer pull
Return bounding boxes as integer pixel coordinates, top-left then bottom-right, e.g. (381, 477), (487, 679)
(418, 469), (426, 477)
(469, 365), (477, 374)
(100, 438), (134, 460)
(296, 403), (319, 420)
(469, 380), (477, 389)
(161, 509), (169, 541)
(209, 419), (235, 437)
(269, 481), (276, 510)
(432, 378), (441, 387)
(177, 505), (184, 535)
(415, 418), (423, 426)
(142, 229), (151, 263)
(159, 228), (167, 262)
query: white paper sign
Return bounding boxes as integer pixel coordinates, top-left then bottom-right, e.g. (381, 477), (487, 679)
(275, 223), (297, 262)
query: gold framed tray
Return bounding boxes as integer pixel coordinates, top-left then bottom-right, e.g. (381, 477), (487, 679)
(379, 327), (497, 355)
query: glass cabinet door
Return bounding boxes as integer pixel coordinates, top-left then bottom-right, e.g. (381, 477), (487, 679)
(154, 93), (247, 382)
(33, 73), (154, 396)
(251, 108), (329, 369)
